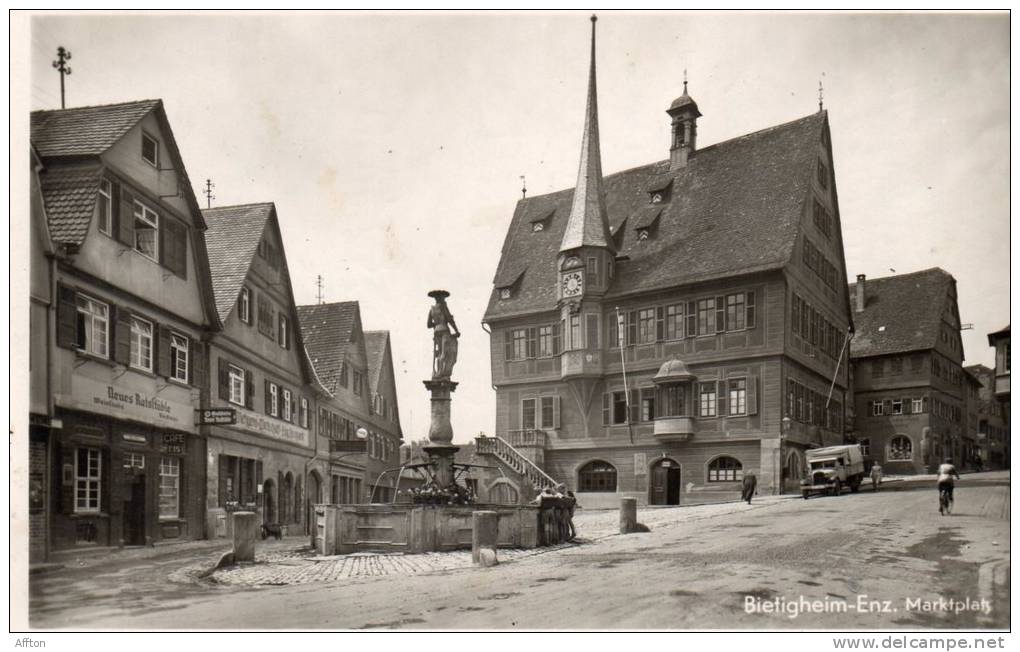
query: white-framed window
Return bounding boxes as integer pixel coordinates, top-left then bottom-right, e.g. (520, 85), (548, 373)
(279, 315), (289, 349)
(170, 332), (188, 383)
(158, 456), (180, 520)
(637, 308), (656, 344)
(891, 399), (903, 415)
(664, 303), (684, 340)
(858, 438), (871, 458)
(300, 397), (309, 428)
(228, 365), (245, 406)
(123, 452), (145, 469)
(522, 398), (536, 430)
(699, 382), (717, 417)
(269, 383), (279, 417)
(130, 316), (153, 371)
(75, 447), (101, 513)
(912, 398), (923, 413)
(728, 378), (747, 416)
(238, 286), (251, 324)
(283, 389), (292, 422)
(142, 132), (160, 167)
(97, 178), (112, 235)
(708, 456), (743, 482)
(540, 396), (556, 429)
(871, 400), (884, 416)
(132, 200), (159, 261)
(76, 294), (109, 357)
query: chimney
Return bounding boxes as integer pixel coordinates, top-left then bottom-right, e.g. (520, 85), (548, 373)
(855, 274), (866, 313)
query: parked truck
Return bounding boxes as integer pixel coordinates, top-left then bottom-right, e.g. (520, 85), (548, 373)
(800, 444), (865, 498)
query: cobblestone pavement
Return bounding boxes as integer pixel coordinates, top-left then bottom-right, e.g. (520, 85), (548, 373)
(189, 496), (793, 587)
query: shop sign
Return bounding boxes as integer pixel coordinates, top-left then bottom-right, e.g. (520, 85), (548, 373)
(162, 433), (186, 455)
(233, 407), (310, 447)
(59, 375), (195, 433)
(329, 439), (367, 453)
(123, 433), (147, 444)
(634, 453), (647, 475)
(196, 408), (236, 425)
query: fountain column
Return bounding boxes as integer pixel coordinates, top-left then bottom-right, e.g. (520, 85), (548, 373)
(423, 379), (459, 488)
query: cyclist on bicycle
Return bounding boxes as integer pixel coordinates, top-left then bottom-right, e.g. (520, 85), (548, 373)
(937, 457), (961, 515)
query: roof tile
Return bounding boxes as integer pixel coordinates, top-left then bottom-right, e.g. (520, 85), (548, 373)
(37, 163), (104, 245)
(31, 100), (160, 158)
(296, 302), (360, 392)
(202, 203), (274, 321)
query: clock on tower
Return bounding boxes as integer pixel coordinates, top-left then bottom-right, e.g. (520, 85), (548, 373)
(562, 270), (584, 298)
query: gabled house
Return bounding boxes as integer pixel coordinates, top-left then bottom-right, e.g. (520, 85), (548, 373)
(482, 19), (854, 506)
(966, 363), (1009, 470)
(364, 330), (404, 451)
(31, 100), (220, 554)
(848, 268), (967, 474)
(202, 202), (319, 536)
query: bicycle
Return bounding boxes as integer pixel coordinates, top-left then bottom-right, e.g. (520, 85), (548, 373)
(939, 485), (953, 515)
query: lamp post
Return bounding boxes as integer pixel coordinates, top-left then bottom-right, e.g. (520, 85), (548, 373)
(780, 416), (792, 495)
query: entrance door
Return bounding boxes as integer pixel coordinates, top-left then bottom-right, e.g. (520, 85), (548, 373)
(650, 459), (681, 505)
(123, 474), (146, 545)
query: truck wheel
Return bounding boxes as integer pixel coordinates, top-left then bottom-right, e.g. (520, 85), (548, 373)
(850, 481), (860, 494)
(831, 481), (842, 496)
(802, 491), (809, 500)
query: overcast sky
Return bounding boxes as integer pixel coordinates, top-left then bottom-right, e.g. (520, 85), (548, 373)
(25, 11), (1009, 444)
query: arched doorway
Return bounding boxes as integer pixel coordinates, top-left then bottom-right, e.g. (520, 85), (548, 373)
(783, 449), (804, 493)
(262, 478), (276, 524)
(650, 457), (681, 505)
(306, 471), (322, 535)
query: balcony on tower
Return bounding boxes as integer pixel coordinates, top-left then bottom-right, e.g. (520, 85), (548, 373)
(652, 357), (697, 442)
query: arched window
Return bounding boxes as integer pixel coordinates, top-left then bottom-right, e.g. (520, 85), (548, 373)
(491, 482), (520, 505)
(578, 460), (617, 492)
(707, 456), (743, 482)
(888, 435), (913, 461)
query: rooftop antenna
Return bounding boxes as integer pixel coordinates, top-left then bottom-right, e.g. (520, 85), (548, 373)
(52, 46), (71, 109)
(204, 179), (215, 208)
(818, 79), (824, 112)
(683, 68), (688, 94)
(520, 175), (527, 199)
(316, 274), (325, 305)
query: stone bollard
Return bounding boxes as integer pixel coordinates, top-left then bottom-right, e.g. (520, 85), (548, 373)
(472, 510), (499, 566)
(619, 497), (637, 534)
(232, 511), (258, 562)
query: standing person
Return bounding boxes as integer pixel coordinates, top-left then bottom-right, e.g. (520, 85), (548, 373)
(937, 458), (961, 515)
(564, 490), (578, 541)
(741, 471), (757, 504)
(870, 463), (883, 492)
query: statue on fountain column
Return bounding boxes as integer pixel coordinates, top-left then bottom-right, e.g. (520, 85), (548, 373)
(427, 290), (460, 380)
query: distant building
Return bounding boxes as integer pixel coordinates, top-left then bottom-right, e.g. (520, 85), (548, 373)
(482, 20), (853, 506)
(848, 268), (967, 474)
(966, 363), (1009, 470)
(987, 324), (1010, 407)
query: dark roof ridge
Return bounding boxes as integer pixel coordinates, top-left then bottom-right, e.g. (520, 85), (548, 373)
(30, 98), (161, 115)
(203, 201), (276, 212)
(850, 266), (954, 286)
(297, 300), (360, 309)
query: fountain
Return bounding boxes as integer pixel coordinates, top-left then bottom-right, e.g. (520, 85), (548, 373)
(311, 291), (544, 555)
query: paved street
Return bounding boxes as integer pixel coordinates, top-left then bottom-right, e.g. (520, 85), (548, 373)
(29, 472), (1009, 630)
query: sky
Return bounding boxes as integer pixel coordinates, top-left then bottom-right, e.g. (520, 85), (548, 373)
(23, 11), (1010, 445)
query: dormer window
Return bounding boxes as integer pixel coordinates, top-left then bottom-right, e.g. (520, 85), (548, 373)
(499, 288), (512, 300)
(533, 222), (544, 232)
(651, 193), (663, 204)
(647, 177), (673, 204)
(529, 209), (554, 233)
(637, 229), (650, 241)
(141, 132), (159, 168)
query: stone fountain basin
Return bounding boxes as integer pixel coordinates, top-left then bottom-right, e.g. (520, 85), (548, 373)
(313, 503), (540, 556)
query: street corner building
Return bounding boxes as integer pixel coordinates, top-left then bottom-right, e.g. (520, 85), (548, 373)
(29, 100), (219, 558)
(482, 20), (854, 507)
(848, 268), (975, 475)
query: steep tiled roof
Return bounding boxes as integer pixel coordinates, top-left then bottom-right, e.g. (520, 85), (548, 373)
(30, 100), (160, 158)
(296, 302), (360, 392)
(485, 112), (827, 320)
(202, 203), (273, 321)
(364, 330), (390, 391)
(848, 268), (955, 359)
(37, 163), (104, 245)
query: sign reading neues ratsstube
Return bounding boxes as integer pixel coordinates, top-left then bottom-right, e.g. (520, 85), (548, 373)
(196, 408), (236, 425)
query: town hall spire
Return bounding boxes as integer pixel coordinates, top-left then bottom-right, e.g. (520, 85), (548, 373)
(559, 14), (614, 254)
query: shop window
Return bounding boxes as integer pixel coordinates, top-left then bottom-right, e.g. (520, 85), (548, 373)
(130, 316), (153, 371)
(578, 460), (617, 492)
(76, 294), (109, 357)
(159, 457), (180, 520)
(132, 200), (159, 261)
(75, 447), (102, 513)
(888, 436), (913, 461)
(170, 332), (188, 383)
(708, 456), (743, 482)
(123, 452), (145, 469)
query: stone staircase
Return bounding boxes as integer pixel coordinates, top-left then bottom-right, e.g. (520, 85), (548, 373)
(475, 433), (559, 492)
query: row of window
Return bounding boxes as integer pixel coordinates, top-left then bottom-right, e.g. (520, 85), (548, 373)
(791, 293), (844, 360)
(786, 379), (843, 431)
(932, 397), (963, 424)
(237, 286), (292, 350)
(58, 286), (197, 385)
(871, 353), (926, 378)
(940, 324), (961, 353)
(96, 177), (188, 278)
(75, 447), (180, 519)
(869, 397), (927, 417)
(802, 237), (839, 291)
(521, 396), (560, 430)
(371, 392), (395, 421)
(263, 379), (309, 426)
(576, 455), (745, 491)
(812, 198), (833, 239)
(857, 435), (913, 462)
(932, 353), (963, 387)
(319, 407), (360, 441)
(601, 379), (752, 425)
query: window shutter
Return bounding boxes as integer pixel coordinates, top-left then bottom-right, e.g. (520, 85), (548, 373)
(113, 305), (132, 365)
(504, 330), (514, 361)
(527, 327), (537, 359)
(554, 396), (561, 429)
(218, 357), (228, 400)
(157, 325), (172, 377)
(903, 398), (912, 415)
(191, 338), (206, 389)
(746, 291), (756, 329)
(922, 396), (929, 413)
(58, 443), (74, 515)
(218, 455), (229, 506)
(159, 214), (168, 267)
(118, 189), (135, 246)
(717, 380), (727, 416)
(627, 311), (637, 346)
(655, 306), (665, 341)
(264, 380), (271, 415)
(56, 284), (77, 348)
(552, 323), (561, 354)
(747, 376), (758, 415)
(110, 180), (121, 236)
(602, 393), (610, 425)
(162, 219), (187, 278)
(715, 296), (725, 332)
(245, 368), (255, 409)
(629, 389), (640, 424)
(686, 301), (697, 337)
